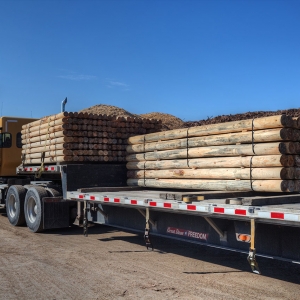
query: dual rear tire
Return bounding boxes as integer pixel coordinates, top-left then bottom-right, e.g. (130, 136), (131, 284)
(6, 186), (48, 233)
(24, 187), (48, 233)
(6, 185), (26, 226)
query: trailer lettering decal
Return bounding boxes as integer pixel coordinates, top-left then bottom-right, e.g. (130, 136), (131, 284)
(167, 227), (208, 241)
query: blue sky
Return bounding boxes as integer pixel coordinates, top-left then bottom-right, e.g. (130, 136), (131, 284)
(0, 0), (300, 121)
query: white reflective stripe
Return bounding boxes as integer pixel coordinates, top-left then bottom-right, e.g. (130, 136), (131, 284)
(225, 208), (235, 215)
(280, 214), (299, 221)
(257, 211), (270, 218)
(257, 211), (300, 221)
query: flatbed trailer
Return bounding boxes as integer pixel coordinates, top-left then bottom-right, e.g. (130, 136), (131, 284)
(0, 163), (296, 275)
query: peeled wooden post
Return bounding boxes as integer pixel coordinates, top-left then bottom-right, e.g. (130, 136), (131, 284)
(127, 178), (295, 192)
(126, 128), (296, 153)
(126, 142), (296, 162)
(22, 112), (72, 129)
(128, 167), (295, 180)
(22, 137), (75, 149)
(21, 124), (68, 138)
(21, 117), (70, 133)
(126, 155), (295, 170)
(22, 155), (73, 164)
(128, 115), (293, 144)
(23, 149), (73, 158)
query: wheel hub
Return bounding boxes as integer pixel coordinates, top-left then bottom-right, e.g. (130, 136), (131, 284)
(7, 194), (16, 218)
(27, 196), (37, 223)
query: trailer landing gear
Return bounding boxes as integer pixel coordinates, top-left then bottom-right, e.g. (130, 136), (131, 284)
(144, 208), (153, 250)
(83, 201), (88, 237)
(247, 219), (261, 274)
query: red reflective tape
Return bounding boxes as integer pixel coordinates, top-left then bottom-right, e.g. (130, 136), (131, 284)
(45, 167), (48, 171)
(214, 207), (225, 213)
(164, 203), (172, 208)
(187, 205), (196, 210)
(131, 200), (137, 205)
(104, 197), (109, 202)
(51, 167), (55, 171)
(90, 196), (95, 200)
(79, 194), (84, 199)
(114, 198), (120, 203)
(149, 202), (157, 207)
(29, 168), (33, 171)
(271, 212), (284, 219)
(24, 168), (27, 171)
(235, 209), (247, 216)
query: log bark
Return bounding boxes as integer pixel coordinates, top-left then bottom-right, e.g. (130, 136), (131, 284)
(127, 178), (295, 192)
(126, 142), (296, 162)
(126, 155), (295, 170)
(126, 128), (296, 153)
(127, 167), (295, 180)
(128, 115), (293, 144)
(295, 155), (300, 167)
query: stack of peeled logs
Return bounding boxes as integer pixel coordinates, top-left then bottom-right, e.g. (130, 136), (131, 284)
(126, 115), (300, 193)
(21, 111), (161, 164)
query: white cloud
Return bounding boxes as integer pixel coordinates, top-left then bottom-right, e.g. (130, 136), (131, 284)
(58, 72), (96, 81)
(106, 79), (130, 91)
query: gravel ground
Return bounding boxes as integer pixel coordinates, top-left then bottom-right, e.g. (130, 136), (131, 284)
(0, 207), (299, 300)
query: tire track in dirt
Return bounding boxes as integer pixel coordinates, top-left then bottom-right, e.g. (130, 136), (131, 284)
(0, 210), (299, 299)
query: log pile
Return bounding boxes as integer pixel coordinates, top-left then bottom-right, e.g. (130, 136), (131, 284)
(126, 115), (300, 193)
(21, 112), (161, 164)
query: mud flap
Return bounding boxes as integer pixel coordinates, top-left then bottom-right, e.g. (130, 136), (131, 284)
(43, 197), (70, 230)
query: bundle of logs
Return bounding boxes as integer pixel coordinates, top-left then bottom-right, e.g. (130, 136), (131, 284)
(126, 114), (300, 192)
(22, 111), (162, 164)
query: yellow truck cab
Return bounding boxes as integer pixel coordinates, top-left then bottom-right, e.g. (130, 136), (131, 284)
(0, 117), (37, 178)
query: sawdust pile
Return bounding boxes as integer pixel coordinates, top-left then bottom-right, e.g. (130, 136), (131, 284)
(80, 104), (137, 118)
(80, 104), (183, 130)
(139, 112), (184, 130)
(80, 104), (300, 130)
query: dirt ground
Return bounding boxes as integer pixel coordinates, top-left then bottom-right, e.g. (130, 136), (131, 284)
(0, 207), (299, 300)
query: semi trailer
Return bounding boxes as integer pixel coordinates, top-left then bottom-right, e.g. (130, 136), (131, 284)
(1, 111), (300, 275)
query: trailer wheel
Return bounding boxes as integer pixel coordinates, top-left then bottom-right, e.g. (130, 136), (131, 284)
(46, 187), (62, 197)
(6, 185), (26, 226)
(24, 187), (48, 233)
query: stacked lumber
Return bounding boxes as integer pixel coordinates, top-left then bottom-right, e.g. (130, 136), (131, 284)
(21, 112), (161, 164)
(126, 115), (300, 192)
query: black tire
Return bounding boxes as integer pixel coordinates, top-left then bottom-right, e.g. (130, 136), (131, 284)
(6, 185), (26, 226)
(46, 187), (62, 197)
(24, 186), (48, 233)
